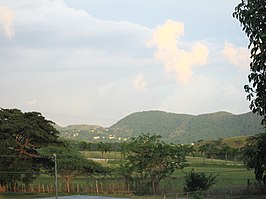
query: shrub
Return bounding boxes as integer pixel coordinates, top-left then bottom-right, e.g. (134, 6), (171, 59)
(184, 169), (218, 192)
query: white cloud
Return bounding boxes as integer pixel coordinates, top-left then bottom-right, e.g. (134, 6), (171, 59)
(0, 4), (14, 39)
(133, 74), (147, 92)
(223, 41), (250, 70)
(147, 19), (209, 84)
(0, 0), (153, 72)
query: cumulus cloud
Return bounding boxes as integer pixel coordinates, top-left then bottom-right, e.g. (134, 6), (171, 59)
(133, 74), (147, 92)
(147, 19), (208, 84)
(0, 4), (15, 39)
(223, 41), (250, 70)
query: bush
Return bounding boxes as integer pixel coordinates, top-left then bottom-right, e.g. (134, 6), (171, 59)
(184, 169), (218, 192)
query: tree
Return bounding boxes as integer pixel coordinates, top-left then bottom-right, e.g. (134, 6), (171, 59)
(184, 169), (218, 192)
(219, 144), (231, 162)
(233, 0), (266, 126)
(39, 145), (105, 193)
(198, 142), (218, 161)
(242, 133), (266, 183)
(0, 108), (60, 191)
(122, 134), (186, 195)
(79, 141), (91, 151)
(97, 142), (111, 159)
(233, 1), (266, 184)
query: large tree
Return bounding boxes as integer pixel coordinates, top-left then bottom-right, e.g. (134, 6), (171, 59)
(122, 134), (186, 195)
(233, 0), (266, 126)
(233, 0), (266, 184)
(0, 108), (60, 191)
(39, 145), (105, 193)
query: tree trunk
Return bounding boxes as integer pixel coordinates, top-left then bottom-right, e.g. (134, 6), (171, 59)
(152, 180), (156, 195)
(66, 176), (71, 193)
(152, 178), (159, 195)
(225, 153), (228, 163)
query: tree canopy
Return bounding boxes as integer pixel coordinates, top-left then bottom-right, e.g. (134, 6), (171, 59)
(243, 133), (266, 183)
(233, 0), (266, 126)
(39, 145), (105, 193)
(0, 108), (61, 190)
(122, 134), (186, 195)
(233, 0), (266, 184)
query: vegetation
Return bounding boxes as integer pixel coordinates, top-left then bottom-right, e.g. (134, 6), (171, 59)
(55, 111), (263, 144)
(0, 108), (61, 191)
(242, 133), (266, 183)
(233, 0), (266, 126)
(195, 139), (242, 162)
(39, 145), (105, 193)
(233, 0), (266, 185)
(1, 108), (265, 197)
(121, 134), (186, 195)
(0, 108), (105, 194)
(184, 169), (218, 192)
(109, 111), (263, 143)
(57, 124), (109, 141)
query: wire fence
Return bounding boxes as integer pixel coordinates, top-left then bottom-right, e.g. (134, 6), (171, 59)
(0, 174), (264, 198)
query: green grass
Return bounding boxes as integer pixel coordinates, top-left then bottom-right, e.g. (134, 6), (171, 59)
(186, 156), (243, 165)
(1, 153), (260, 198)
(81, 151), (255, 185)
(81, 151), (122, 159)
(81, 151), (243, 165)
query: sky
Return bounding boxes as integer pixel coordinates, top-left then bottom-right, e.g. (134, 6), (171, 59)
(0, 0), (252, 127)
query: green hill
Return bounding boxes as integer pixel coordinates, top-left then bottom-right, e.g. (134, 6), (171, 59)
(108, 111), (264, 143)
(55, 110), (264, 144)
(57, 124), (108, 141)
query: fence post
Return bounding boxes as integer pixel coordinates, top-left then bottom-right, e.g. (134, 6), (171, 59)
(96, 180), (99, 194)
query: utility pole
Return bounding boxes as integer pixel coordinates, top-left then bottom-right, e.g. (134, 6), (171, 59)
(53, 154), (58, 199)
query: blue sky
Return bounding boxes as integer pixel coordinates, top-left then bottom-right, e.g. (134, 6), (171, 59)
(0, 0), (251, 126)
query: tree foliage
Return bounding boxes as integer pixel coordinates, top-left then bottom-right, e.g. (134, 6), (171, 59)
(122, 134), (186, 195)
(184, 170), (218, 192)
(39, 145), (105, 193)
(197, 140), (241, 161)
(233, 0), (266, 184)
(243, 133), (266, 183)
(233, 0), (266, 126)
(0, 108), (61, 190)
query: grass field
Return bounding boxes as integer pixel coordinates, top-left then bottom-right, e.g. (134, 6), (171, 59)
(0, 151), (261, 199)
(81, 151), (257, 196)
(80, 151), (256, 187)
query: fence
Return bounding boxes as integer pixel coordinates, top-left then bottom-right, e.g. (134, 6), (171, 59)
(0, 176), (263, 198)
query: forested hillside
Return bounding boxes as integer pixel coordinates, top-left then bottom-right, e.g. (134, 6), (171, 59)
(56, 110), (264, 144)
(109, 111), (264, 143)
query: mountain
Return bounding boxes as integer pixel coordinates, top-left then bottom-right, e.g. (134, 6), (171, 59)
(55, 110), (264, 144)
(108, 111), (264, 143)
